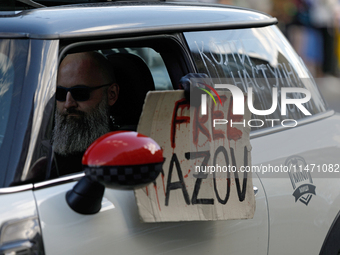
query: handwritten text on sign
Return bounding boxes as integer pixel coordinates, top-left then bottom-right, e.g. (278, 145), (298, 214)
(135, 91), (255, 222)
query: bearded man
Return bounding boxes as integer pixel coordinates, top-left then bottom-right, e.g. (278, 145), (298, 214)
(52, 51), (119, 175)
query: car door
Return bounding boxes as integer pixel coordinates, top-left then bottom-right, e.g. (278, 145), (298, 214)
(34, 174), (267, 254)
(33, 37), (269, 255)
(251, 117), (340, 255)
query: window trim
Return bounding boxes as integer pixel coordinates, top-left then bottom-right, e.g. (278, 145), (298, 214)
(0, 184), (33, 194)
(59, 34), (195, 88)
(33, 172), (84, 190)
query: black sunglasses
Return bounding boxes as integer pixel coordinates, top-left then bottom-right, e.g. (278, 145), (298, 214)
(56, 83), (112, 102)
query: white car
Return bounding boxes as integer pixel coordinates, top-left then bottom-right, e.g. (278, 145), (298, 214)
(0, 1), (339, 254)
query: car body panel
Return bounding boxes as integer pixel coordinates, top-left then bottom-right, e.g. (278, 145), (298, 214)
(251, 114), (340, 254)
(0, 188), (43, 253)
(0, 189), (37, 227)
(34, 175), (268, 255)
(34, 113), (340, 255)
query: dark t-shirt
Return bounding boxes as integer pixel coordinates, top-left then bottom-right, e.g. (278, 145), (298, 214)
(54, 151), (84, 176)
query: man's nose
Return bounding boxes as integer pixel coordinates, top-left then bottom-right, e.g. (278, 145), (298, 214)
(64, 91), (78, 108)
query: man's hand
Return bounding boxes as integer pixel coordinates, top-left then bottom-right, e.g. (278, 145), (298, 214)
(178, 73), (210, 107)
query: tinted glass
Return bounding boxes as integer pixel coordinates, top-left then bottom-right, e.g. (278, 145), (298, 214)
(102, 47), (172, 90)
(130, 47), (172, 90)
(0, 39), (28, 150)
(0, 51), (14, 146)
(184, 26), (327, 130)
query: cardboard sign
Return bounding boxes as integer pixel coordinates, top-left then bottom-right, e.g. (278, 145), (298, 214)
(135, 90), (255, 222)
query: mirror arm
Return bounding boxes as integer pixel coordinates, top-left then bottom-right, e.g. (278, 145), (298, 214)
(66, 176), (105, 215)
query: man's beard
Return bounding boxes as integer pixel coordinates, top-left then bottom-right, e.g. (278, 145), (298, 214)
(52, 99), (110, 156)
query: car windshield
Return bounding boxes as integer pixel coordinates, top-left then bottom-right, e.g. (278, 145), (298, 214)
(0, 51), (14, 146)
(0, 39), (29, 181)
(0, 40), (28, 145)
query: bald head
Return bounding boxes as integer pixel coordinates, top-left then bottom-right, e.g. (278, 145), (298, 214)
(58, 51), (115, 86)
(56, 51), (119, 116)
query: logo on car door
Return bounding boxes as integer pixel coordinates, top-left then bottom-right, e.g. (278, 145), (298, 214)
(286, 155), (316, 206)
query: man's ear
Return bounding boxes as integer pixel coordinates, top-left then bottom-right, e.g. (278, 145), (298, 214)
(108, 83), (119, 106)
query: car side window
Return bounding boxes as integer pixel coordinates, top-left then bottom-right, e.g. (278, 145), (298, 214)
(184, 26), (327, 130)
(107, 48), (173, 90)
(52, 45), (175, 178)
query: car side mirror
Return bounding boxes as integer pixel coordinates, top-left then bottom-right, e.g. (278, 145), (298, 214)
(66, 131), (164, 215)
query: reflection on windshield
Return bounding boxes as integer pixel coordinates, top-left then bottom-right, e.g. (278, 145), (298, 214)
(0, 44), (15, 146)
(0, 39), (29, 148)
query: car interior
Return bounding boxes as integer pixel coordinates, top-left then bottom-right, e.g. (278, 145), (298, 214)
(23, 36), (194, 184)
(107, 52), (156, 130)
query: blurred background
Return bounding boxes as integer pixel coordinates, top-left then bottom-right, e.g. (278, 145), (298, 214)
(267, 0), (340, 112)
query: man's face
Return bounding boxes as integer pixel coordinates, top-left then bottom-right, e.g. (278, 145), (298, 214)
(53, 52), (118, 155)
(56, 54), (110, 116)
